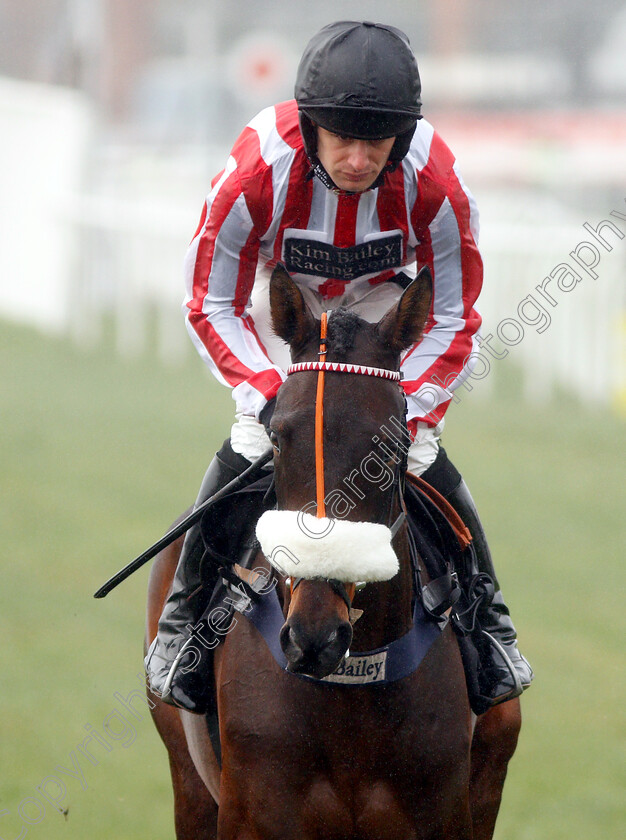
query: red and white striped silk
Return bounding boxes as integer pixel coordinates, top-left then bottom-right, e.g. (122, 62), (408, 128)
(183, 99), (483, 428)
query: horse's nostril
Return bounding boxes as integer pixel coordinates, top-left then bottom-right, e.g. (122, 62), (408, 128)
(335, 622), (353, 654)
(279, 622), (301, 656)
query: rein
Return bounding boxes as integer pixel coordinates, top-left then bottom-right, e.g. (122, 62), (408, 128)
(286, 312), (405, 524)
(284, 313), (408, 609)
(314, 312), (329, 518)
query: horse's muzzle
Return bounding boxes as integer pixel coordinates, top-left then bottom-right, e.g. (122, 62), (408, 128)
(280, 615), (353, 680)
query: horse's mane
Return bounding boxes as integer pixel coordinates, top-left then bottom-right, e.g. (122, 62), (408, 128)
(326, 307), (362, 358)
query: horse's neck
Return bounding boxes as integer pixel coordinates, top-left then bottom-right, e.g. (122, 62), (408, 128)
(350, 525), (414, 651)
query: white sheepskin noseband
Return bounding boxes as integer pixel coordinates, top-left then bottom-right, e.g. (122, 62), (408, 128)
(255, 510), (399, 582)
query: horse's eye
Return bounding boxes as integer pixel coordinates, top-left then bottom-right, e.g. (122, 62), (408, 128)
(269, 431), (281, 453)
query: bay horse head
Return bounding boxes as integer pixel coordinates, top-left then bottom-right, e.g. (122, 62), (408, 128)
(256, 263), (432, 679)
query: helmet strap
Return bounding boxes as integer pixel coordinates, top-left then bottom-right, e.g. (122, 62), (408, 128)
(307, 160), (341, 192)
(307, 158), (396, 195)
(388, 123), (418, 165)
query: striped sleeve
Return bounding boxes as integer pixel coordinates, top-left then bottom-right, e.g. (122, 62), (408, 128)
(183, 126), (286, 419)
(402, 131), (483, 431)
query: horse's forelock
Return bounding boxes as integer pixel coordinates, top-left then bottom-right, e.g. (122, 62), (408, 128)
(326, 308), (363, 358)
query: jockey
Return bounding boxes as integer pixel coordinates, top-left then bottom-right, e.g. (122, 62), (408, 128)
(145, 20), (533, 713)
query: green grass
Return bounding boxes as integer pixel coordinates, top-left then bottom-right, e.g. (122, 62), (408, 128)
(1, 319), (624, 839)
(443, 378), (626, 840)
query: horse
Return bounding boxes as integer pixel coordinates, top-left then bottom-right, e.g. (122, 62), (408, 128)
(145, 264), (521, 839)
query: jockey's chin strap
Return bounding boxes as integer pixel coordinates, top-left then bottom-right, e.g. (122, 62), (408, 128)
(286, 312), (407, 614)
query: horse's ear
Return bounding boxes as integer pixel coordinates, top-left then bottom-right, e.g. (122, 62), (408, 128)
(377, 266), (433, 355)
(269, 263), (316, 352)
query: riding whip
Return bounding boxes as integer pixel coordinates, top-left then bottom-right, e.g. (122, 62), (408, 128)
(93, 447), (274, 599)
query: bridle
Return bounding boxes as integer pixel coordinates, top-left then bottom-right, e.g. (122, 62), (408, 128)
(284, 311), (409, 613)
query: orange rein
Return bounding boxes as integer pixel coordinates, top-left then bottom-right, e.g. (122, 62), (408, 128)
(315, 311), (329, 519)
(312, 319), (357, 609)
(288, 313), (328, 602)
(287, 315), (403, 610)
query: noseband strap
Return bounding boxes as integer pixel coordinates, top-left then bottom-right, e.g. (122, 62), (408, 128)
(289, 575), (355, 613)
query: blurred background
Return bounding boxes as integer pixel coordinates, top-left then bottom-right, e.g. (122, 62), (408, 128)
(1, 2), (624, 838)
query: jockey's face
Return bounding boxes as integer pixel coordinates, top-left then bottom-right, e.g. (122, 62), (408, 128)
(316, 126), (396, 192)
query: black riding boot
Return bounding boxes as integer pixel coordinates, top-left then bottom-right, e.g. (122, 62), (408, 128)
(421, 447), (534, 708)
(145, 439), (252, 712)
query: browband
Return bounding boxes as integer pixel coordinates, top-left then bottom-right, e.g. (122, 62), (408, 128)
(287, 361), (402, 381)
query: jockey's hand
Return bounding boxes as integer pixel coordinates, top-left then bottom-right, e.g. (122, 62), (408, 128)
(259, 397), (277, 433)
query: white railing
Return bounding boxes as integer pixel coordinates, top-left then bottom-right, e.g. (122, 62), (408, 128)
(2, 78), (623, 412)
(68, 193), (196, 364)
(478, 221), (625, 410)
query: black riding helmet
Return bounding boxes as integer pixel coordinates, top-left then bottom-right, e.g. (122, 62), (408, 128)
(295, 21), (422, 186)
